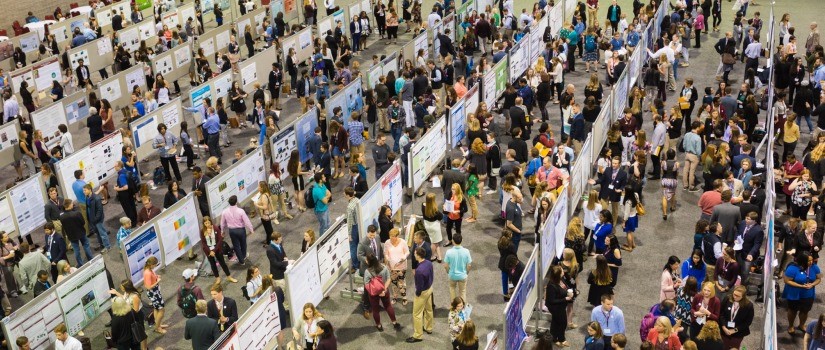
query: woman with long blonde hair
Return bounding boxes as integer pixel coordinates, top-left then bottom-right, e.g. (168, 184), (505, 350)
(254, 180), (277, 242)
(422, 193), (444, 259)
(565, 217), (586, 264)
(561, 247), (580, 329)
(583, 189), (603, 256)
(446, 184), (466, 244)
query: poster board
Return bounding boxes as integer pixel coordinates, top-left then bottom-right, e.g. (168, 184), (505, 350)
(120, 20), (160, 53)
(0, 195), (16, 237)
(0, 288), (62, 350)
(483, 65), (497, 113)
(96, 0), (134, 34)
(151, 42), (192, 85)
(54, 256), (113, 335)
(569, 136), (592, 216)
(156, 195), (201, 263)
(54, 131), (124, 199)
(284, 244), (323, 326)
(187, 70), (233, 125)
(503, 246), (538, 350)
(463, 84), (480, 121)
(508, 40), (529, 83)
(410, 116), (447, 191)
(529, 21), (544, 66)
(324, 77), (363, 127)
(236, 288), (281, 350)
(357, 161), (403, 238)
(402, 31), (429, 65)
(95, 64), (147, 112)
(317, 14), (335, 40)
(121, 224), (163, 286)
(286, 107), (317, 164)
(11, 32), (41, 59)
(269, 124), (297, 179)
(205, 147), (266, 218)
(281, 25), (314, 68)
(129, 98), (184, 160)
(0, 120), (20, 170)
(31, 58), (63, 92)
(50, 15), (90, 45)
(199, 23), (234, 58)
(31, 100), (70, 143)
(64, 91), (92, 127)
(238, 45), (279, 91)
(236, 7), (267, 40)
(449, 96), (467, 148)
(8, 175), (47, 238)
(67, 37), (116, 74)
(541, 186), (567, 276)
(591, 94), (613, 161)
(317, 219), (351, 292)
(270, 0), (299, 23)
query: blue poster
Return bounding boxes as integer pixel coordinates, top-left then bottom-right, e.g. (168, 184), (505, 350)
(344, 79), (364, 126)
(190, 84), (211, 108)
(123, 226), (162, 286)
(295, 108), (319, 163)
(449, 102), (466, 148)
(504, 258), (536, 350)
(65, 95), (90, 125)
(133, 116), (156, 148)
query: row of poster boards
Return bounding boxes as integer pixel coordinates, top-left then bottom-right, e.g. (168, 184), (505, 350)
(284, 217), (351, 326)
(209, 287), (283, 350)
(30, 91), (92, 146)
(269, 106), (318, 171)
(188, 70), (235, 124)
(205, 147), (267, 218)
(325, 77), (364, 127)
(54, 130), (125, 201)
(8, 57), (63, 95)
(1, 256), (113, 350)
(448, 84), (480, 148)
(120, 194), (203, 286)
(238, 45), (279, 91)
(95, 64), (149, 112)
(365, 52), (399, 89)
(129, 98), (185, 160)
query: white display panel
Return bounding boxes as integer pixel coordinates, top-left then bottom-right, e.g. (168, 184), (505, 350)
(410, 116), (447, 191)
(55, 131), (124, 197)
(8, 176), (46, 238)
(0, 195), (15, 236)
(55, 256), (113, 335)
(99, 79), (122, 103)
(122, 225), (162, 286)
(156, 195), (201, 264)
(206, 148), (266, 217)
(541, 187), (568, 276)
(285, 245), (323, 327)
(0, 121), (20, 152)
(32, 58), (63, 92)
(31, 101), (68, 143)
(358, 162), (403, 237)
(236, 288), (281, 350)
(1, 290), (63, 350)
(317, 222), (351, 292)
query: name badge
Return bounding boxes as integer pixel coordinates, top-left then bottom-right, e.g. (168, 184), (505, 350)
(727, 322), (735, 329)
(608, 184), (614, 190)
(604, 328), (611, 334)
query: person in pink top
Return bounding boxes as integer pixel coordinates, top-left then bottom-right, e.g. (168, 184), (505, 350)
(220, 195), (254, 265)
(384, 228), (410, 305)
(537, 157), (569, 191)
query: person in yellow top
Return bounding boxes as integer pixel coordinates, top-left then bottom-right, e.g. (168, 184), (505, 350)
(784, 114), (801, 162)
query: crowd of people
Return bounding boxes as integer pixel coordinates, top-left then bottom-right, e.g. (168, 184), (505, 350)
(0, 0), (821, 349)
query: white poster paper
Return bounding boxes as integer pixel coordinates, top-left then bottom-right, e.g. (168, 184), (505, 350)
(1, 291), (63, 350)
(9, 175), (47, 238)
(99, 79), (122, 103)
(33, 59), (63, 92)
(124, 66), (146, 91)
(174, 46), (192, 68)
(55, 257), (113, 335)
(31, 102), (68, 144)
(155, 55), (174, 76)
(157, 196), (201, 264)
(0, 122), (20, 152)
(120, 27), (141, 53)
(215, 31), (231, 52)
(96, 37), (113, 56)
(69, 49), (90, 70)
(285, 245), (323, 326)
(236, 289), (281, 350)
(138, 21), (156, 41)
(200, 37), (216, 57)
(241, 63), (257, 87)
(0, 196), (16, 235)
(122, 225), (162, 286)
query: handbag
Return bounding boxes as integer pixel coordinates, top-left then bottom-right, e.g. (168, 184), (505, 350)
(678, 96), (691, 110)
(282, 83), (291, 94)
(722, 53), (736, 65)
(365, 275), (385, 296)
(636, 202), (646, 216)
(130, 311), (148, 343)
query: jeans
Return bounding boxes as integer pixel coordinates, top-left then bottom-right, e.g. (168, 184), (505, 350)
(512, 233), (522, 252)
(390, 126), (402, 153)
(350, 224), (360, 270)
(93, 222), (111, 249)
(70, 236), (94, 266)
(258, 124), (267, 146)
(501, 270), (509, 295)
(315, 209), (330, 234)
(797, 114), (814, 132)
(352, 33), (361, 52)
(228, 228), (247, 264)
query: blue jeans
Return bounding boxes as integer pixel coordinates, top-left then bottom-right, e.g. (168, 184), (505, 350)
(512, 233), (522, 252)
(797, 113), (814, 132)
(350, 224), (360, 270)
(228, 228), (247, 264)
(258, 124), (267, 146)
(315, 210), (330, 234)
(501, 270), (509, 295)
(352, 33), (361, 52)
(673, 58), (680, 80)
(70, 236), (94, 266)
(94, 222), (111, 249)
(391, 126), (402, 153)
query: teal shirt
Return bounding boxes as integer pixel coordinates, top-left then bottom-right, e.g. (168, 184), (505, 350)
(444, 246), (472, 281)
(312, 184), (329, 212)
(395, 77), (406, 95)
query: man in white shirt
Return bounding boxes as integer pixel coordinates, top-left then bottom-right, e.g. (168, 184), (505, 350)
(427, 6), (442, 30)
(503, 0), (513, 18)
(58, 124), (74, 156)
(54, 323), (83, 350)
(646, 38), (677, 90)
(2, 91), (19, 123)
(518, 9), (533, 27)
(324, 0), (336, 15)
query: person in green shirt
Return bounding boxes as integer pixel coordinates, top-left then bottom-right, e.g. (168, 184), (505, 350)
(465, 164), (480, 222)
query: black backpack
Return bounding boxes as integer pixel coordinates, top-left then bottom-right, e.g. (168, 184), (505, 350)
(178, 286), (198, 318)
(304, 183), (316, 209)
(153, 166), (166, 186)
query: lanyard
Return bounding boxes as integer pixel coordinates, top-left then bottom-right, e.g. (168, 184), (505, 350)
(603, 309), (612, 327)
(730, 302), (739, 320)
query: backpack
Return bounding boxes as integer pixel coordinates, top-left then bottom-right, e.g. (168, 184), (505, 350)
(507, 15), (517, 30)
(639, 304), (659, 341)
(304, 183), (316, 209)
(125, 170), (140, 196)
(178, 286), (198, 318)
(153, 166), (166, 186)
(585, 35), (597, 51)
(241, 285), (250, 301)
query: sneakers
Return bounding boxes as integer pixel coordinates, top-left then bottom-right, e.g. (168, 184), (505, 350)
(485, 189), (497, 195)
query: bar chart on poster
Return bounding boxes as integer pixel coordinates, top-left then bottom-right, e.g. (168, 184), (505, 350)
(156, 195), (201, 263)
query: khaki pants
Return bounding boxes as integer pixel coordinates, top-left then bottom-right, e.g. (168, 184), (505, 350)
(433, 87), (444, 113)
(683, 153), (700, 189)
(412, 287), (434, 338)
(600, 199), (620, 224)
(573, 139), (583, 155)
(275, 278), (289, 309)
(77, 203), (89, 234)
(468, 195), (478, 219)
(378, 105), (389, 132)
(300, 97), (308, 113)
(705, 264), (717, 283)
(449, 279), (467, 302)
(587, 8), (598, 27)
(351, 143), (366, 157)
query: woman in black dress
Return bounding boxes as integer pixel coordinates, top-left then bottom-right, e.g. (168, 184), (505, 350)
(545, 265), (571, 347)
(587, 255), (614, 306)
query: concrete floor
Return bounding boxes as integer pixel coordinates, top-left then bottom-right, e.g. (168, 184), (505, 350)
(1, 0), (824, 349)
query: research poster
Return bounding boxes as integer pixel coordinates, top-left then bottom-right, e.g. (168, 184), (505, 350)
(65, 94), (90, 125)
(122, 225), (162, 286)
(8, 176), (46, 237)
(358, 162), (403, 237)
(1, 290), (63, 350)
(269, 124), (297, 180)
(55, 257), (113, 335)
(504, 252), (537, 350)
(0, 122), (20, 152)
(295, 108), (319, 163)
(206, 148), (266, 217)
(464, 84), (480, 117)
(449, 99), (466, 148)
(0, 196), (14, 240)
(31, 102), (67, 142)
(317, 222), (351, 292)
(32, 58), (62, 92)
(509, 41), (525, 84)
(410, 117), (447, 190)
(157, 196), (201, 264)
(286, 245), (323, 326)
(236, 288), (281, 350)
(493, 57), (509, 100)
(99, 79), (122, 103)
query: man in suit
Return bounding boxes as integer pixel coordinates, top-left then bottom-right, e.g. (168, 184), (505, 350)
(265, 232), (289, 291)
(723, 171), (745, 203)
(43, 222), (66, 282)
(185, 300), (221, 350)
(736, 190), (761, 223)
(735, 212), (764, 284)
(207, 283), (238, 331)
(357, 225), (383, 277)
(192, 167), (211, 217)
(508, 97), (529, 141)
(411, 231), (432, 267)
(268, 63), (282, 110)
(590, 156), (627, 224)
(350, 165), (368, 198)
(112, 11), (123, 31)
(60, 199), (94, 267)
(75, 59), (91, 89)
(710, 190), (742, 245)
(437, 29), (457, 58)
(440, 158), (468, 199)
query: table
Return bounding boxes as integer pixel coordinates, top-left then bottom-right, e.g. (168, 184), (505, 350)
(0, 36), (8, 43)
(23, 20), (56, 41)
(73, 6), (93, 15)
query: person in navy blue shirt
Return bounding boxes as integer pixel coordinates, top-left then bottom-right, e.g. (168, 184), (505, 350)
(43, 222), (67, 282)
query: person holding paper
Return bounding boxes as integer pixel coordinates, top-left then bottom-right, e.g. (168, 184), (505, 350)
(207, 283), (238, 331)
(153, 123), (182, 183)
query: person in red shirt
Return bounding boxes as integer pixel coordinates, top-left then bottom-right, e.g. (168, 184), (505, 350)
(698, 180), (724, 221)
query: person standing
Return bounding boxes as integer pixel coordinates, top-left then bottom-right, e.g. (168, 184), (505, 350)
(136, 196), (162, 227)
(207, 283), (238, 332)
(265, 232), (289, 291)
(143, 257), (168, 334)
(589, 157), (627, 224)
(312, 173), (333, 234)
(17, 243), (49, 295)
(590, 294), (625, 345)
(444, 234), (472, 302)
(445, 183), (467, 245)
(546, 265), (571, 348)
(114, 161), (138, 224)
(220, 195), (253, 265)
(152, 123), (182, 182)
(364, 253), (401, 331)
(192, 167), (211, 217)
(185, 300), (221, 350)
(719, 285), (754, 348)
(59, 199), (94, 267)
(43, 223), (66, 282)
(53, 323), (83, 350)
(406, 247), (434, 343)
(200, 217), (237, 283)
(505, 190), (525, 250)
(83, 184), (111, 253)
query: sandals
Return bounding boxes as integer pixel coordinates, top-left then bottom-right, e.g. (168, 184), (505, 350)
(154, 328), (167, 334)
